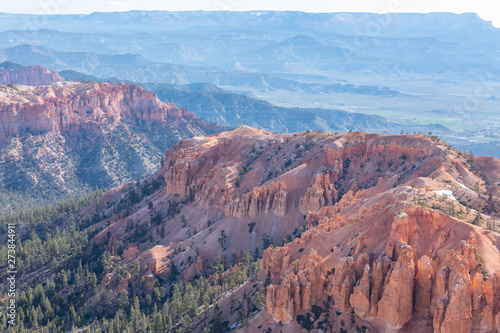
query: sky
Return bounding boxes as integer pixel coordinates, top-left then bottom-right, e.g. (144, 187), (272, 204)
(1, 0), (499, 27)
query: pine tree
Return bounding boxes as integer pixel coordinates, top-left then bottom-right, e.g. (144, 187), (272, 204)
(218, 230), (227, 250)
(153, 311), (163, 333)
(265, 269), (272, 286)
(61, 270), (68, 289)
(473, 211), (482, 225)
(253, 247), (260, 261)
(118, 289), (129, 310)
(89, 272), (97, 289)
(214, 256), (224, 275)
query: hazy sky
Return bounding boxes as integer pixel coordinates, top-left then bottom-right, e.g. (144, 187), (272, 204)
(1, 0), (499, 27)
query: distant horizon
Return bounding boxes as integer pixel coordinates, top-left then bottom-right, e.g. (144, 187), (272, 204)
(0, 10), (497, 29)
(0, 0), (499, 27)
(0, 9), (492, 23)
(0, 9), (493, 15)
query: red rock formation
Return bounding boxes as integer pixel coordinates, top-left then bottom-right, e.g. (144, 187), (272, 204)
(261, 247), (290, 277)
(221, 182), (289, 218)
(414, 255), (435, 315)
(435, 252), (473, 333)
(122, 246), (140, 260)
(164, 159), (198, 197)
(328, 256), (356, 312)
(79, 127), (500, 333)
(0, 66), (63, 86)
(377, 244), (415, 330)
(299, 172), (340, 214)
(262, 200), (500, 333)
(354, 253), (370, 280)
(194, 256), (204, 275)
(385, 210), (409, 260)
(266, 251), (327, 323)
(0, 81), (199, 140)
(369, 256), (391, 316)
(266, 279), (296, 324)
(350, 264), (371, 317)
(479, 272), (500, 332)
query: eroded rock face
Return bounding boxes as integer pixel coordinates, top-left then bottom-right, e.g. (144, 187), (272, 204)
(0, 81), (196, 140)
(0, 66), (63, 86)
(350, 264), (371, 317)
(377, 244), (415, 330)
(414, 255), (435, 315)
(328, 256), (356, 312)
(261, 247), (290, 277)
(264, 206), (500, 333)
(369, 256), (391, 316)
(221, 182), (289, 218)
(385, 211), (409, 260)
(479, 272), (500, 332)
(266, 251), (327, 324)
(436, 254), (472, 332)
(164, 160), (198, 197)
(164, 151), (291, 217)
(299, 172), (340, 214)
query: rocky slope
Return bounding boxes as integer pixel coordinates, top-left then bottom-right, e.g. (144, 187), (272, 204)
(0, 80), (223, 210)
(71, 126), (499, 332)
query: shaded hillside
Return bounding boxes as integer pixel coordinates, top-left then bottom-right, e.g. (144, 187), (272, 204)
(143, 82), (399, 133)
(0, 61), (23, 71)
(58, 69), (104, 82)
